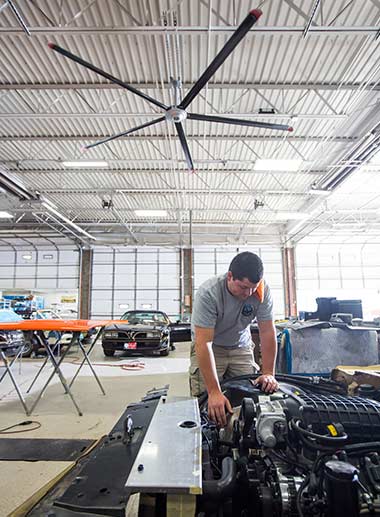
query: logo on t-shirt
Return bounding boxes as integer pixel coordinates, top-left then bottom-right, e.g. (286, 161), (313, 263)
(242, 303), (254, 317)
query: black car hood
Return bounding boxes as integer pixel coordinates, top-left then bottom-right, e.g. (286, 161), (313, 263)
(104, 323), (167, 332)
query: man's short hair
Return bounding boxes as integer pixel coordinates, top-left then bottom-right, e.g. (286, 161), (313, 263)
(229, 251), (264, 283)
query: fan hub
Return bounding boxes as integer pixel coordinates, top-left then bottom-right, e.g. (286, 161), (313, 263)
(165, 107), (187, 124)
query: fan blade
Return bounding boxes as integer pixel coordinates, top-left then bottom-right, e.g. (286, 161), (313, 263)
(175, 122), (195, 172)
(48, 42), (168, 111)
(179, 9), (262, 109)
(83, 116), (165, 150)
(188, 113), (293, 132)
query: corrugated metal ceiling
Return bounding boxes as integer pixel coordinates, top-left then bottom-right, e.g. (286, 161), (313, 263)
(0, 0), (380, 247)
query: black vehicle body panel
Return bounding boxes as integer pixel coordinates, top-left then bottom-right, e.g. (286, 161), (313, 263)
(102, 322), (170, 355)
(169, 321), (191, 343)
(28, 387), (167, 517)
(0, 329), (25, 355)
(101, 310), (190, 356)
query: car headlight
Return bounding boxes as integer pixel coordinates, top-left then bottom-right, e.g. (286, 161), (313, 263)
(104, 331), (119, 338)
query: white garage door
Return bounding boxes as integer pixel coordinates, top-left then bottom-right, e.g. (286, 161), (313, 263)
(90, 247), (180, 319)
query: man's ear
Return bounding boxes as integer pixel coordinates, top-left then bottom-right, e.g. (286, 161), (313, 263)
(227, 271), (233, 281)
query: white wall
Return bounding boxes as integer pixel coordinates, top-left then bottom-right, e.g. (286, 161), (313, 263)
(296, 243), (380, 319)
(0, 248), (80, 291)
(43, 290), (78, 313)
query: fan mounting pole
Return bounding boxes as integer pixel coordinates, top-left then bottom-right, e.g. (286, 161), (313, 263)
(171, 77), (182, 107)
(166, 79), (187, 123)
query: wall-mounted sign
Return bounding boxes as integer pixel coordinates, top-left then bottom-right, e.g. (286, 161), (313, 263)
(61, 296), (77, 304)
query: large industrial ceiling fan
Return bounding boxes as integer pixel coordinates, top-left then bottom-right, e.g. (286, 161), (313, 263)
(48, 9), (292, 172)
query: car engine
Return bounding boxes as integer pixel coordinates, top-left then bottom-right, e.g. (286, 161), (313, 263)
(28, 374), (380, 517)
(197, 375), (380, 517)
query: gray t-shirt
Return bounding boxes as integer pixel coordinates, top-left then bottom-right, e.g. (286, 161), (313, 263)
(191, 273), (273, 348)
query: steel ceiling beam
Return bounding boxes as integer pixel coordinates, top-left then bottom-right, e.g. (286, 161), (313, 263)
(0, 82), (378, 91)
(0, 135), (354, 143)
(7, 166), (324, 175)
(0, 112), (347, 120)
(33, 187), (319, 196)
(0, 26), (378, 35)
(10, 207), (304, 215)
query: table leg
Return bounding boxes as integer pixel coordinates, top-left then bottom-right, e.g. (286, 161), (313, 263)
(28, 338), (82, 416)
(0, 349), (30, 415)
(69, 328), (102, 389)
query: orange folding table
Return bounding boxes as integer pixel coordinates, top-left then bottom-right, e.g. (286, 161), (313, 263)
(0, 319), (122, 416)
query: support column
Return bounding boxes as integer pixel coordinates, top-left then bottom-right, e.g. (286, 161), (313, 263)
(282, 246), (297, 318)
(182, 248), (193, 318)
(79, 248), (93, 319)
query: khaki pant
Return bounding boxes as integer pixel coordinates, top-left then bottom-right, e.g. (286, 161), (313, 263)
(189, 342), (259, 396)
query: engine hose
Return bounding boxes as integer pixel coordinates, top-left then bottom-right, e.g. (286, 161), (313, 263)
(198, 373), (345, 407)
(291, 418), (348, 445)
(344, 442), (380, 454)
(202, 456), (236, 499)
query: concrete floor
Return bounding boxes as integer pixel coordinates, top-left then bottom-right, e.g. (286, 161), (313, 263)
(0, 341), (191, 517)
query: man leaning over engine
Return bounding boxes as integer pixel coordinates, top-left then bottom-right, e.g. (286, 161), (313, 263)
(189, 251), (279, 426)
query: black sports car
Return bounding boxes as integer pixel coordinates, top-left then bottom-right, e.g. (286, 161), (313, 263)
(101, 309), (191, 357)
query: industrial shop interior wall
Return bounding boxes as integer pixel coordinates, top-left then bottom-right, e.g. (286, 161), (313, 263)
(0, 247), (79, 316)
(90, 245), (285, 320)
(0, 245), (285, 320)
(296, 242), (380, 319)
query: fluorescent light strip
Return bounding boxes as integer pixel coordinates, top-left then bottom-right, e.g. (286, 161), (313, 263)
(275, 212), (311, 221)
(309, 189), (331, 196)
(0, 211), (13, 218)
(62, 161), (108, 168)
(254, 159), (302, 171)
(134, 210), (168, 217)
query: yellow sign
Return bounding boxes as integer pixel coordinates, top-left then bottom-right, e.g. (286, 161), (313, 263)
(61, 296), (76, 304)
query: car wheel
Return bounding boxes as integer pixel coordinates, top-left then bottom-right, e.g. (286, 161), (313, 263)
(104, 349), (115, 357)
(21, 340), (33, 357)
(160, 349), (169, 357)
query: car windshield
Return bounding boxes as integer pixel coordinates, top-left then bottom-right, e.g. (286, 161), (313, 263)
(121, 311), (168, 325)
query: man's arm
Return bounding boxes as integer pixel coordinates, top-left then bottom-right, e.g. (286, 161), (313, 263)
(194, 326), (232, 426)
(255, 319), (279, 393)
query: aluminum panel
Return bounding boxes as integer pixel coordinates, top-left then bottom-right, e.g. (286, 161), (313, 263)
(125, 397), (201, 494)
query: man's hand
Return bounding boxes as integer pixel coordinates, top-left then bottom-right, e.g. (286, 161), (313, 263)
(254, 374), (279, 393)
(208, 390), (233, 427)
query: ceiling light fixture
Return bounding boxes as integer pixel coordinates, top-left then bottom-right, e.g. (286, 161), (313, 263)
(0, 211), (14, 218)
(22, 253), (32, 260)
(275, 211), (311, 220)
(134, 210), (168, 217)
(62, 161), (108, 168)
(253, 159), (302, 171)
(309, 188), (331, 196)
